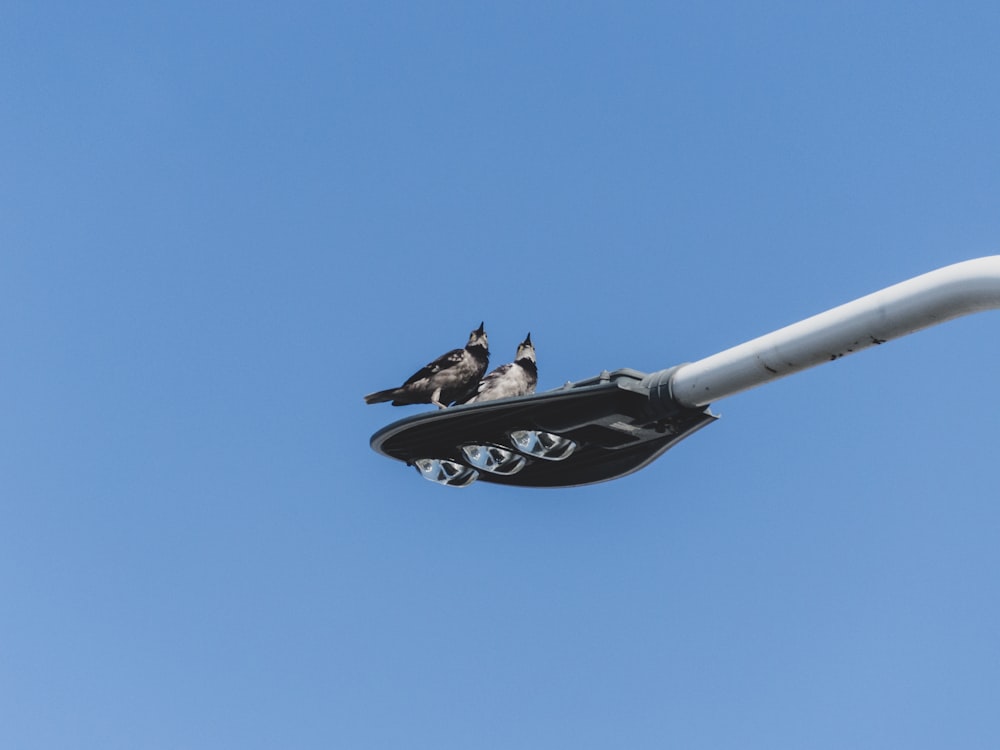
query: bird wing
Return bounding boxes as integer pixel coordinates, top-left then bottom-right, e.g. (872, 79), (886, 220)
(449, 362), (509, 404)
(402, 347), (466, 386)
(474, 363), (512, 395)
(481, 363), (512, 385)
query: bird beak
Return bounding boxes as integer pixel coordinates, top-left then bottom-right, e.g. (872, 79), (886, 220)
(523, 332), (532, 345)
(475, 322), (485, 334)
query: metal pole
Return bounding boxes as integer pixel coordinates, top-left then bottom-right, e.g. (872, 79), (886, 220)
(665, 256), (1000, 409)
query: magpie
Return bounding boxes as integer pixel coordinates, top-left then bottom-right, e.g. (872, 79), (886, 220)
(461, 332), (537, 404)
(364, 322), (490, 408)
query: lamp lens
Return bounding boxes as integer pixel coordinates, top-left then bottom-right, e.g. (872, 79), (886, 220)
(461, 444), (527, 475)
(509, 430), (576, 461)
(413, 458), (478, 487)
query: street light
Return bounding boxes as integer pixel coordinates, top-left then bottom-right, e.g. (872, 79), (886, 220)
(371, 257), (1000, 488)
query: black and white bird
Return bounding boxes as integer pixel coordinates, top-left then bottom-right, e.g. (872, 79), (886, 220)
(461, 333), (537, 404)
(364, 323), (490, 408)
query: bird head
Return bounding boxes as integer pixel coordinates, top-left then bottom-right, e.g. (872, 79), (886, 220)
(467, 322), (489, 352)
(515, 332), (536, 363)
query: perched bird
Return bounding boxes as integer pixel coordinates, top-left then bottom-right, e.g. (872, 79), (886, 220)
(461, 333), (537, 404)
(364, 323), (490, 408)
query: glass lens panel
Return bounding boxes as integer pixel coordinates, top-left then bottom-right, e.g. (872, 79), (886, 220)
(413, 458), (478, 487)
(461, 444), (527, 475)
(509, 430), (576, 461)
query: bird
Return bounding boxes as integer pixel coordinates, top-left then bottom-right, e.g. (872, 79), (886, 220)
(364, 322), (490, 408)
(460, 332), (537, 404)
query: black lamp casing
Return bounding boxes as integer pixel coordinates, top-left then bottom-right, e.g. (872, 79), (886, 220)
(370, 368), (717, 488)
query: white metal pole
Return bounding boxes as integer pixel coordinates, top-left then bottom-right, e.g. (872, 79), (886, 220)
(668, 256), (1000, 409)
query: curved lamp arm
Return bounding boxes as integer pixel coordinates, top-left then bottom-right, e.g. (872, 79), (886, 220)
(665, 256), (1000, 409)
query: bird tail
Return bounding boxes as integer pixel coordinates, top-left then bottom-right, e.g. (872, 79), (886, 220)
(364, 388), (398, 405)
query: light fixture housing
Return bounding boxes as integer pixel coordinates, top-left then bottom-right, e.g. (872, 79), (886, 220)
(372, 258), (1000, 487)
(371, 368), (717, 488)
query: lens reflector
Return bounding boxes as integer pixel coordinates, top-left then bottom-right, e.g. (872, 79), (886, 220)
(509, 430), (576, 461)
(413, 458), (478, 487)
(460, 444), (528, 475)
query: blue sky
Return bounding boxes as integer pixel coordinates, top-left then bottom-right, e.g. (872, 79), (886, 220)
(3, 2), (1000, 748)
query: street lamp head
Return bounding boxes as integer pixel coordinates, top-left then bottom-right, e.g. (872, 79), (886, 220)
(370, 367), (717, 488)
(373, 257), (1000, 487)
